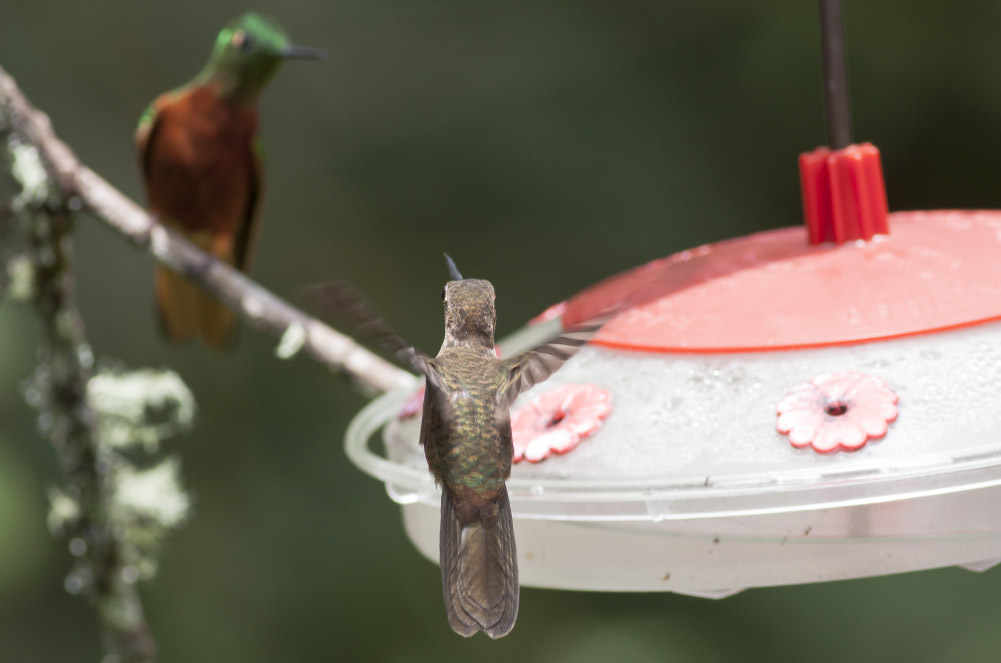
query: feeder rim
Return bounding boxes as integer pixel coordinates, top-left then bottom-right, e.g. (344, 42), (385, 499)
(345, 382), (1001, 521)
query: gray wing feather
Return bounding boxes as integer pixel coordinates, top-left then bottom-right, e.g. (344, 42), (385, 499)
(502, 317), (610, 403)
(300, 281), (441, 387)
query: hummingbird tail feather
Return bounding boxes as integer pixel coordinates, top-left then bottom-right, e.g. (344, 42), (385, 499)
(155, 265), (199, 342)
(197, 289), (238, 348)
(440, 488), (519, 639)
(155, 265), (236, 348)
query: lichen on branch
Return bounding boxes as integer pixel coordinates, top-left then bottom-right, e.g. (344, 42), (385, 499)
(4, 131), (173, 662)
(0, 64), (413, 395)
(0, 61), (413, 663)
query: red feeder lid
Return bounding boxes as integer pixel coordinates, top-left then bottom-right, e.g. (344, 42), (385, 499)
(563, 210), (1001, 353)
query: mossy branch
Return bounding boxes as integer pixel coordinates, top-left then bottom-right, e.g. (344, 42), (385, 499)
(3, 131), (159, 660)
(0, 63), (414, 663)
(0, 64), (414, 394)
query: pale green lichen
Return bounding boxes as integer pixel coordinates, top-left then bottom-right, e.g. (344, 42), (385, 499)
(84, 366), (195, 582)
(6, 253), (34, 300)
(77, 343), (94, 370)
(113, 458), (190, 529)
(47, 486), (80, 536)
(8, 139), (49, 210)
(276, 320), (306, 359)
(110, 457), (190, 581)
(3, 103), (163, 659)
(88, 367), (196, 451)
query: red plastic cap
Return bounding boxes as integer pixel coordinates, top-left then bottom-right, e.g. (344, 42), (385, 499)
(562, 211), (1001, 353)
(799, 143), (889, 245)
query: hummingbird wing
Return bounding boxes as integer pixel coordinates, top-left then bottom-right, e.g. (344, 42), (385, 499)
(135, 89), (185, 181)
(501, 316), (612, 403)
(232, 136), (264, 273)
(135, 99), (164, 182)
(299, 281), (441, 385)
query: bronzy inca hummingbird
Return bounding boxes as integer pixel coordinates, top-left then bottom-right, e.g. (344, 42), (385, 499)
(136, 12), (323, 347)
(310, 255), (610, 638)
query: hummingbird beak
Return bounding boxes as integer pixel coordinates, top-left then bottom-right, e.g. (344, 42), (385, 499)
(444, 253), (463, 281)
(280, 45), (326, 60)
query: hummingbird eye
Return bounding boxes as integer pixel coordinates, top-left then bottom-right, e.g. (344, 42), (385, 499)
(231, 30), (255, 53)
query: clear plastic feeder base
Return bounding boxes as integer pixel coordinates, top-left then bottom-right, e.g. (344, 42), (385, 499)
(346, 315), (1001, 597)
(395, 490), (1001, 596)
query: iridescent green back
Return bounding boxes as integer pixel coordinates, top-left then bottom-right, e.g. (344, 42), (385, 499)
(421, 350), (511, 498)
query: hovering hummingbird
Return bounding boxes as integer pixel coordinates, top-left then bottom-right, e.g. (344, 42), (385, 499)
(309, 255), (611, 638)
(136, 13), (323, 347)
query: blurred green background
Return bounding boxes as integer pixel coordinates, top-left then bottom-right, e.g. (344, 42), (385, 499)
(3, 0), (1001, 660)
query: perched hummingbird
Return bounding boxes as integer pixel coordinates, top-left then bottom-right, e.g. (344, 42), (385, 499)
(136, 13), (323, 347)
(309, 255), (609, 638)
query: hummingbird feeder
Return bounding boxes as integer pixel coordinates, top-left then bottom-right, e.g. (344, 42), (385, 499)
(345, 1), (1001, 597)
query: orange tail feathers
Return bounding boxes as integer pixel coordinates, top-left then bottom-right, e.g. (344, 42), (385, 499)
(155, 264), (238, 349)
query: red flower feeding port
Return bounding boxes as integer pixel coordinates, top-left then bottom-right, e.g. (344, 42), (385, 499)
(511, 383), (612, 463)
(346, 1), (1001, 597)
(777, 372), (898, 453)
